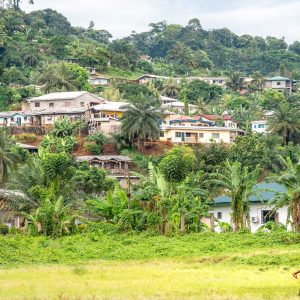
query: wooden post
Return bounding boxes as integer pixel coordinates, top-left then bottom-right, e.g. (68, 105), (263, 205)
(210, 213), (215, 232)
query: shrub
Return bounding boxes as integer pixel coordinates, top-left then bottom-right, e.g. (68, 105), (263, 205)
(9, 227), (23, 235)
(78, 224), (88, 233)
(0, 224), (9, 235)
(217, 221), (233, 233)
(87, 132), (108, 146)
(16, 133), (37, 143)
(83, 142), (101, 155)
(258, 221), (287, 232)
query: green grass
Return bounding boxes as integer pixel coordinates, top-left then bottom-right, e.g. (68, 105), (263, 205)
(0, 231), (300, 299)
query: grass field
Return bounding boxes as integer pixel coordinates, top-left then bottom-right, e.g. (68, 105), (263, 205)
(0, 231), (300, 299)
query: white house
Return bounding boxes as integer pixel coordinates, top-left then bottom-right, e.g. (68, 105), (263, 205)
(88, 77), (110, 86)
(251, 120), (268, 133)
(210, 182), (289, 232)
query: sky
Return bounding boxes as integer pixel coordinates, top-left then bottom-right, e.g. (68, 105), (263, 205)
(22, 0), (300, 43)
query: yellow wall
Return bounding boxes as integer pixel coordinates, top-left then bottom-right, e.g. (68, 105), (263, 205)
(160, 127), (239, 144)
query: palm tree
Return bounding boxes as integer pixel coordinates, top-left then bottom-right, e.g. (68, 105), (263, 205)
(209, 161), (261, 231)
(0, 130), (20, 187)
(24, 53), (38, 67)
(269, 156), (300, 232)
(251, 71), (265, 91)
(267, 102), (300, 145)
(121, 97), (161, 152)
(7, 157), (45, 212)
(38, 63), (77, 93)
(195, 97), (209, 114)
(167, 43), (195, 69)
(162, 78), (180, 98)
(226, 71), (245, 92)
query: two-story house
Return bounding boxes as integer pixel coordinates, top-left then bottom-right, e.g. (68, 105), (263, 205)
(264, 76), (295, 92)
(23, 91), (105, 125)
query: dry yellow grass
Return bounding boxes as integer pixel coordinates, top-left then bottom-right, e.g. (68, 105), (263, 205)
(0, 259), (299, 300)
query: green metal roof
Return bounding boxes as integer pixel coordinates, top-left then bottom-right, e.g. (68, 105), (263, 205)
(267, 76), (290, 81)
(214, 182), (286, 205)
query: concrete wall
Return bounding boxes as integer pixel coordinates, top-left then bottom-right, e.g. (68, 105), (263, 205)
(160, 127), (239, 144)
(40, 114), (84, 125)
(0, 114), (34, 127)
(27, 94), (101, 112)
(210, 204), (289, 232)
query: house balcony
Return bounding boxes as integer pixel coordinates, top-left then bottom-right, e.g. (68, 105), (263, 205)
(184, 137), (198, 143)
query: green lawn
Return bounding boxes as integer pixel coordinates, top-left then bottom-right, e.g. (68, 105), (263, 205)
(0, 231), (300, 299)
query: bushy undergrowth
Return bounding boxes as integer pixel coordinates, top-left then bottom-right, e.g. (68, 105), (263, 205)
(0, 227), (299, 268)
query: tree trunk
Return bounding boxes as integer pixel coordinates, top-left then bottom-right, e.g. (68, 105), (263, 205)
(198, 214), (202, 232)
(292, 198), (300, 233)
(161, 208), (167, 235)
(141, 140), (145, 153)
(180, 211), (185, 234)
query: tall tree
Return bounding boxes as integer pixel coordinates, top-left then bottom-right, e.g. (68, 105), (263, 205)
(121, 97), (161, 152)
(209, 161), (261, 231)
(226, 71), (245, 92)
(38, 63), (78, 93)
(267, 102), (300, 145)
(0, 130), (20, 186)
(269, 156), (300, 232)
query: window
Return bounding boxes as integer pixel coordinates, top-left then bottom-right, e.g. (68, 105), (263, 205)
(277, 82), (281, 86)
(24, 117), (27, 121)
(217, 212), (222, 219)
(258, 124), (265, 129)
(11, 117), (14, 121)
(211, 133), (220, 139)
(160, 132), (164, 137)
(80, 102), (85, 107)
(261, 210), (275, 224)
(49, 103), (54, 108)
(253, 125), (257, 129)
(199, 133), (204, 138)
(65, 102), (70, 107)
(175, 132), (182, 138)
(35, 102), (40, 107)
(94, 113), (100, 119)
(186, 133), (191, 138)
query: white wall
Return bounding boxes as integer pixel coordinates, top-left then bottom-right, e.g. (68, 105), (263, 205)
(252, 122), (268, 133)
(210, 203), (289, 232)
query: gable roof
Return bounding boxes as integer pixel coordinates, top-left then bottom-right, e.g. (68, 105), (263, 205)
(77, 155), (131, 163)
(0, 111), (28, 118)
(267, 76), (290, 81)
(214, 182), (286, 205)
(28, 91), (105, 102)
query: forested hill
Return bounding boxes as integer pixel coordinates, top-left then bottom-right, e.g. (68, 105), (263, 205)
(127, 19), (300, 76)
(1, 5), (300, 98)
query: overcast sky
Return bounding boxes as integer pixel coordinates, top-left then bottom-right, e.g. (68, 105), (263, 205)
(22, 0), (300, 43)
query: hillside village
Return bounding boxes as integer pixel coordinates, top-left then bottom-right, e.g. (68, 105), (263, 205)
(0, 71), (297, 233)
(0, 0), (299, 244)
(2, 2), (300, 299)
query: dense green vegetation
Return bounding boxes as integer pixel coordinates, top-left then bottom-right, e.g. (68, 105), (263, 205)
(0, 230), (299, 267)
